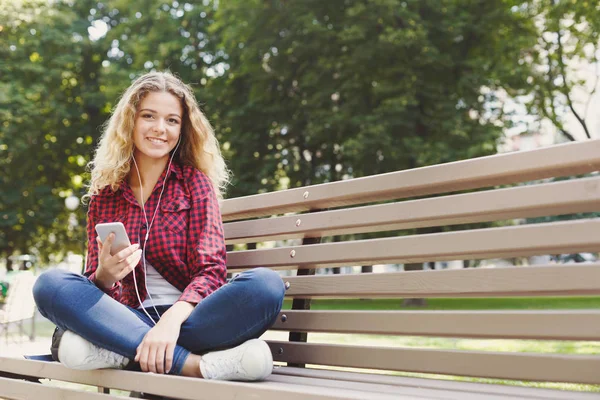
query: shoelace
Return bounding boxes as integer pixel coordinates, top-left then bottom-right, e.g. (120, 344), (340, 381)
(205, 354), (243, 380)
(84, 345), (126, 366)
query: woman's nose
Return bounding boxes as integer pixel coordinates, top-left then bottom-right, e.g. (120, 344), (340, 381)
(154, 118), (166, 132)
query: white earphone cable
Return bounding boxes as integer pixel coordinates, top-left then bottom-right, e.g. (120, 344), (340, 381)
(131, 138), (181, 325)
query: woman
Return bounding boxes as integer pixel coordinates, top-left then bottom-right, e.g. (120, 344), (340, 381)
(33, 71), (285, 381)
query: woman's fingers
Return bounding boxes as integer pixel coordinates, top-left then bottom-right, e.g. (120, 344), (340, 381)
(136, 330), (175, 374)
(113, 249), (141, 280)
(155, 345), (166, 374)
(165, 342), (175, 374)
(99, 233), (114, 259)
(114, 243), (141, 262)
(137, 341), (150, 372)
(100, 232), (115, 258)
(147, 344), (158, 374)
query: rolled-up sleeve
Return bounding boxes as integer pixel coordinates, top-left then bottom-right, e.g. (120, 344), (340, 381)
(180, 172), (227, 304)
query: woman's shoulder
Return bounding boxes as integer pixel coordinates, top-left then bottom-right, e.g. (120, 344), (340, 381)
(96, 185), (119, 197)
(87, 185), (120, 214)
(182, 165), (214, 201)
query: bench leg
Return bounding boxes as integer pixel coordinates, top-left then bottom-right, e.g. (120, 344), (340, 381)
(288, 236), (321, 368)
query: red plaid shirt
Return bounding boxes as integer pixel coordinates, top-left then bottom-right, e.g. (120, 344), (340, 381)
(84, 163), (227, 307)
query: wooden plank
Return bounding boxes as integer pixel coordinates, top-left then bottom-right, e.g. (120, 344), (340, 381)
(224, 176), (600, 244)
(274, 367), (600, 400)
(269, 373), (511, 400)
(221, 140), (600, 221)
(0, 358), (408, 400)
(0, 376), (127, 400)
(267, 341), (600, 384)
(271, 310), (600, 340)
(227, 219), (600, 270)
(280, 264), (600, 298)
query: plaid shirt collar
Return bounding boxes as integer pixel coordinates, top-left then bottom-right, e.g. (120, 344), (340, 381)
(97, 161), (185, 205)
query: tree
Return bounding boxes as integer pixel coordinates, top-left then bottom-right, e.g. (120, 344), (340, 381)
(212, 0), (539, 199)
(210, 0), (542, 294)
(0, 0), (106, 264)
(525, 0), (600, 142)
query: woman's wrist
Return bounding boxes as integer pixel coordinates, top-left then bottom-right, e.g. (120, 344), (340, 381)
(159, 301), (194, 326)
(94, 268), (116, 290)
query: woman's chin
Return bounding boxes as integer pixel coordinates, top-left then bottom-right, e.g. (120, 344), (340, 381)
(137, 149), (171, 161)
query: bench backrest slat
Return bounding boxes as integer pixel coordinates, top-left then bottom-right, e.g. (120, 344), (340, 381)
(227, 220), (600, 270)
(279, 264), (600, 298)
(224, 176), (600, 244)
(271, 310), (600, 340)
(221, 140), (600, 221)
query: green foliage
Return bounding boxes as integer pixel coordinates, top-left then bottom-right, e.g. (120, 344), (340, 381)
(0, 0), (598, 262)
(0, 0), (106, 261)
(212, 0), (539, 196)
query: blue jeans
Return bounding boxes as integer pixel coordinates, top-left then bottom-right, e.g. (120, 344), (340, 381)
(33, 267), (285, 375)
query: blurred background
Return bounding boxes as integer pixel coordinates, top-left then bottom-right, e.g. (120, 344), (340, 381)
(1, 0), (598, 271)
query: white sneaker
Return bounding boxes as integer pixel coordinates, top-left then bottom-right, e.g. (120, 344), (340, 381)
(58, 330), (129, 370)
(199, 339), (273, 381)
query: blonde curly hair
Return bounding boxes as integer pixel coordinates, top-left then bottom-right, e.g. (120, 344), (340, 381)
(86, 71), (230, 200)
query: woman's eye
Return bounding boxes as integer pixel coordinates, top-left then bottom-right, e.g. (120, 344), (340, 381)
(169, 119), (180, 124)
(142, 114), (153, 118)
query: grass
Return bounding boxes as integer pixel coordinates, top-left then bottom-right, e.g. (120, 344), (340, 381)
(282, 296), (600, 310)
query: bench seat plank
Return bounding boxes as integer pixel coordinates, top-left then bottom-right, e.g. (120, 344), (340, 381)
(3, 358), (596, 400)
(269, 373), (515, 400)
(225, 176), (600, 244)
(0, 357), (412, 400)
(274, 367), (600, 400)
(221, 140), (600, 221)
(279, 264), (600, 298)
(271, 310), (600, 340)
(267, 341), (600, 384)
(0, 376), (128, 400)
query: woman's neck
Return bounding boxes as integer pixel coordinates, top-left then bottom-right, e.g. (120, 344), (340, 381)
(128, 153), (169, 204)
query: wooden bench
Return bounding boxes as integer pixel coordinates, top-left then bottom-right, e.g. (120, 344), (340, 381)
(1, 139), (600, 399)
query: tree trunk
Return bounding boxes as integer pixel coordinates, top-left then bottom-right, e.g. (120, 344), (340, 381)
(5, 248), (14, 272)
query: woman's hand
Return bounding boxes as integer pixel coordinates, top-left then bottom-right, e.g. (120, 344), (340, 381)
(95, 233), (142, 290)
(135, 321), (181, 374)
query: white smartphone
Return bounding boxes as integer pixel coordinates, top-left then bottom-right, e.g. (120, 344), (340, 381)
(95, 222), (132, 256)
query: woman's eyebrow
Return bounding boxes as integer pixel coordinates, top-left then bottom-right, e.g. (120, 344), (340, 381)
(139, 108), (181, 118)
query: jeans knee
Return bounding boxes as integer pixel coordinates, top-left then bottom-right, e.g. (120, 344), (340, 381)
(250, 268), (285, 309)
(33, 268), (71, 309)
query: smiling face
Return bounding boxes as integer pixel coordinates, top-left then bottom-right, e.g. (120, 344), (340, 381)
(132, 91), (183, 165)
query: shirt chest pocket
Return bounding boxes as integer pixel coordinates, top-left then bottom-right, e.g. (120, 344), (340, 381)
(96, 212), (127, 225)
(160, 198), (191, 233)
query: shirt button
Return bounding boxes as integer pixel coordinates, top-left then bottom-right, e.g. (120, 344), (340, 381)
(142, 223), (147, 229)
